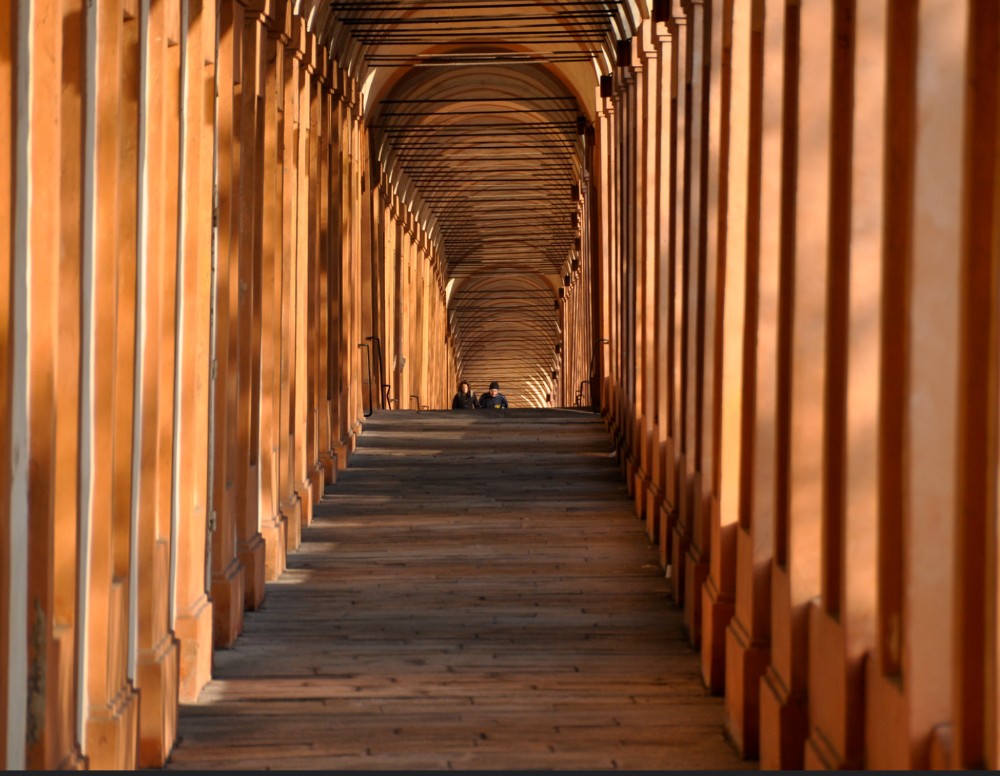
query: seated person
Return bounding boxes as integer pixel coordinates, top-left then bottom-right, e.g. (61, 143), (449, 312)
(451, 380), (478, 410)
(478, 381), (509, 409)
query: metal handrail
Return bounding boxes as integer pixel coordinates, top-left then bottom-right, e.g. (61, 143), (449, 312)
(367, 336), (386, 409)
(358, 343), (373, 418)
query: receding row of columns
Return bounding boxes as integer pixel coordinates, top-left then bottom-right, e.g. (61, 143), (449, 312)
(596, 0), (999, 770)
(380, 197), (450, 412)
(0, 0), (452, 769)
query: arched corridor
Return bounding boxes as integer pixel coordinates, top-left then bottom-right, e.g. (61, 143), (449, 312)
(2, 0), (999, 770)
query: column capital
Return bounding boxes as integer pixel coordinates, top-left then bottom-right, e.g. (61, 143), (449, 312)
(289, 16), (307, 60)
(639, 18), (659, 61)
(302, 31), (318, 73)
(653, 21), (672, 46)
(324, 60), (342, 98)
(315, 45), (330, 85)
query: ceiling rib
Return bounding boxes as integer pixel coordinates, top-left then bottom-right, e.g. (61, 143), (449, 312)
(324, 0), (632, 405)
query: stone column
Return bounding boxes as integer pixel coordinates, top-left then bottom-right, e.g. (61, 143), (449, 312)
(350, 89), (365, 439)
(210, 0), (247, 648)
(336, 77), (355, 453)
(652, 21), (676, 570)
(19, 0), (87, 766)
(173, 0), (218, 705)
(234, 0), (266, 614)
(619, 54), (639, 492)
(316, 54), (337, 484)
(256, 9), (289, 581)
(864, 0), (967, 768)
(608, 75), (623, 454)
(701, 0), (739, 694)
(133, 0), (183, 764)
(291, 18), (313, 528)
(759, 0), (834, 767)
(635, 22), (659, 531)
(666, 2), (688, 600)
(724, 0), (784, 758)
(594, 95), (612, 414)
(677, 0), (712, 645)
(276, 17), (302, 552)
(325, 65), (345, 463)
(0, 6), (16, 767)
(304, 34), (325, 504)
(947, 3), (999, 769)
(804, 1), (884, 769)
(87, 0), (140, 748)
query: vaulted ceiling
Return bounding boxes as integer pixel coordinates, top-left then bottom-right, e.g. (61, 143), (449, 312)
(304, 1), (648, 405)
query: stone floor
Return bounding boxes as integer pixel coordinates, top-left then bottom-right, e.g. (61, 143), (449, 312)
(165, 409), (756, 771)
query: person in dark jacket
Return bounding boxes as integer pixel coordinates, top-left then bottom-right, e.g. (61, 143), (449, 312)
(478, 381), (509, 409)
(451, 380), (478, 410)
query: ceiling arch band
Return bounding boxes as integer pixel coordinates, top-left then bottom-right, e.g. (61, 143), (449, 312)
(296, 0), (649, 406)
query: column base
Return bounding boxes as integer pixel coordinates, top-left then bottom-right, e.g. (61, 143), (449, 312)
(283, 494), (302, 552)
(136, 633), (180, 768)
(658, 501), (674, 574)
(211, 556), (245, 649)
(632, 467), (646, 518)
(759, 664), (809, 769)
(928, 724), (952, 770)
(260, 510), (288, 581)
(671, 523), (690, 605)
(684, 545), (709, 647)
(701, 573), (735, 693)
(54, 746), (86, 771)
(46, 624), (79, 767)
(805, 606), (864, 769)
(308, 463), (324, 505)
(725, 616), (770, 759)
(805, 726), (845, 770)
(296, 478), (314, 528)
(175, 593), (213, 703)
(239, 532), (267, 611)
(320, 450), (336, 485)
(669, 456), (690, 603)
(645, 481), (663, 544)
(85, 682), (140, 770)
(863, 662), (909, 768)
(334, 440), (350, 471)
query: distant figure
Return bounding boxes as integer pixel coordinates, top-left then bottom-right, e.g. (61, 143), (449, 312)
(451, 380), (478, 410)
(479, 381), (509, 409)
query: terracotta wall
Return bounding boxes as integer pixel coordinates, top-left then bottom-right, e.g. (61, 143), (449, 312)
(598, 0), (999, 769)
(0, 0), (451, 768)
